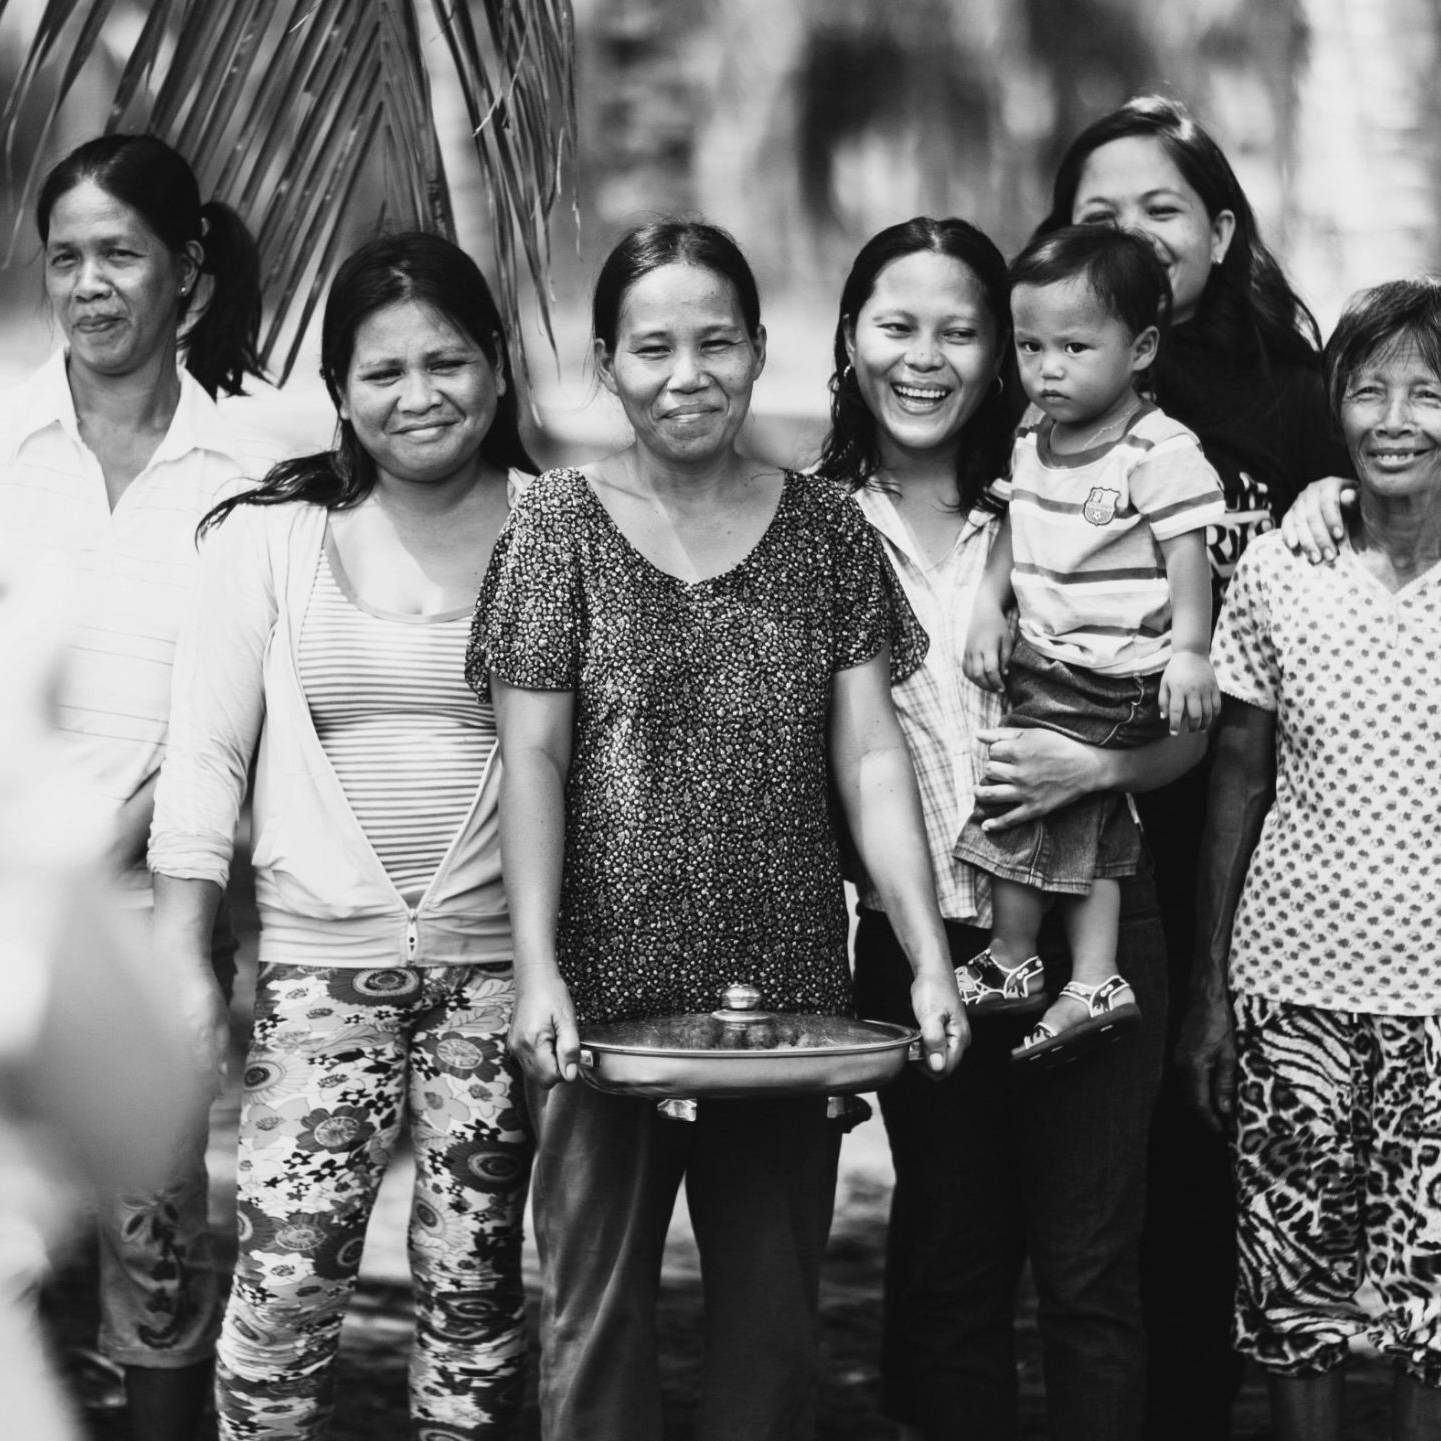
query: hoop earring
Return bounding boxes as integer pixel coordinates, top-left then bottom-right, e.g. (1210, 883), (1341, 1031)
(841, 363), (855, 384)
(991, 373), (1005, 396)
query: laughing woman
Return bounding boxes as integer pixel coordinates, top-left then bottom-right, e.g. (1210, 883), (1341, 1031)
(823, 217), (1204, 1441)
(150, 233), (536, 1440)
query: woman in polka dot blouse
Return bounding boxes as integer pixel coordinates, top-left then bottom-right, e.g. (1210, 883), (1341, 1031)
(469, 219), (966, 1441)
(1182, 278), (1441, 1441)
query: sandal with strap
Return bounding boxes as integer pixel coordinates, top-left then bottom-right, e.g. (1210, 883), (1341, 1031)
(1010, 974), (1141, 1068)
(955, 949), (1049, 1016)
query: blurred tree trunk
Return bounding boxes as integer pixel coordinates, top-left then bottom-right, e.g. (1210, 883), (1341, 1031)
(1289, 0), (1441, 326)
(573, 0), (702, 234)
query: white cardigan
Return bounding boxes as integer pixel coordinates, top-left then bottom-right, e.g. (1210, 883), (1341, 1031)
(149, 496), (510, 969)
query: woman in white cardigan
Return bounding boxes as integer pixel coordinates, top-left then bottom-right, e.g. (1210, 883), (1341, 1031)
(149, 233), (536, 1441)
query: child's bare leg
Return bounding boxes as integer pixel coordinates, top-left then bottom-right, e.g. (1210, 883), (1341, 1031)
(988, 877), (1046, 971)
(1059, 877), (1121, 988)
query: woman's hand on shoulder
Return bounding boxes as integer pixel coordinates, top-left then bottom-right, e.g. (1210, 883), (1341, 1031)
(1278, 476), (1356, 563)
(508, 970), (580, 1088)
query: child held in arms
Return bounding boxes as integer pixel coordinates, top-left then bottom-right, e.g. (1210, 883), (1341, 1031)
(958, 224), (1224, 1064)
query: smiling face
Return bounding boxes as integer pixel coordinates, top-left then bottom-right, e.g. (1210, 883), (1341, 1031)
(595, 262), (765, 469)
(1071, 135), (1234, 324)
(339, 299), (503, 490)
(1340, 338), (1441, 507)
(43, 179), (197, 383)
(843, 249), (1000, 471)
(1012, 277), (1156, 430)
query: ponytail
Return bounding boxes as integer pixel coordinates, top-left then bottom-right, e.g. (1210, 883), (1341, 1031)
(183, 200), (264, 398)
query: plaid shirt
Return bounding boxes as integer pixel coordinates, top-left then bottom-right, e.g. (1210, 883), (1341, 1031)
(852, 485), (1002, 926)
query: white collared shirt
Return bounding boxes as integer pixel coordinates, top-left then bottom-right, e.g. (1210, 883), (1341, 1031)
(0, 353), (282, 879)
(852, 483), (1003, 926)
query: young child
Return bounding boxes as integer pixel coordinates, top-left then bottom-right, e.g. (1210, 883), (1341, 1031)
(957, 225), (1225, 1065)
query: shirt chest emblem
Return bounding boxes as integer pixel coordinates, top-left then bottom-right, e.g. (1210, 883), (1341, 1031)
(1081, 487), (1121, 526)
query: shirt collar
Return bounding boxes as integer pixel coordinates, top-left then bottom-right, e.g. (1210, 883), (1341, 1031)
(154, 365), (228, 465)
(0, 349), (237, 467)
(852, 481), (990, 568)
(0, 350), (79, 460)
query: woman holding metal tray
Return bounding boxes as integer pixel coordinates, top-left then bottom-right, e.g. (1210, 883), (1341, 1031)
(466, 217), (965, 1441)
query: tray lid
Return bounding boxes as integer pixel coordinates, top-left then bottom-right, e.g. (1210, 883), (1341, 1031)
(580, 982), (918, 1055)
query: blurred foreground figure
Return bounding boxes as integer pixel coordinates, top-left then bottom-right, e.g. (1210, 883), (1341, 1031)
(0, 562), (211, 1441)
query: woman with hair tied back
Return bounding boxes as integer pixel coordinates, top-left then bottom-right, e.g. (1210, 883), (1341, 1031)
(469, 217), (965, 1440)
(824, 216), (1203, 1440)
(149, 231), (537, 1439)
(0, 132), (273, 1441)
(1040, 94), (1353, 1440)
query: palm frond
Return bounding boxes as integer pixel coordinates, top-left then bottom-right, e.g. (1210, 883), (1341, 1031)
(1, 0), (576, 386)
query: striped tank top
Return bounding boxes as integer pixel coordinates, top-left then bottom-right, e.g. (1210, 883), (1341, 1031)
(299, 537), (493, 900)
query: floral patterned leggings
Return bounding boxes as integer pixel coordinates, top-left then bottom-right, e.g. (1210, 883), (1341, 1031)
(216, 962), (533, 1441)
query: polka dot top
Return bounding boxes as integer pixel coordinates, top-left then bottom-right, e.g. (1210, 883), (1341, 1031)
(467, 466), (926, 1026)
(1212, 530), (1441, 1015)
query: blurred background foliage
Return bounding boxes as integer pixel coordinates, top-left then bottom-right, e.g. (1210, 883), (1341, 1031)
(0, 0), (574, 389)
(0, 0), (1432, 463)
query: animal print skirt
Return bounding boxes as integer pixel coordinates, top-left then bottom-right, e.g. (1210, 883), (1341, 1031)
(1231, 992), (1441, 1385)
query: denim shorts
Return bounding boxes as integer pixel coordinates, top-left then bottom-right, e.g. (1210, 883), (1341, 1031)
(954, 638), (1167, 894)
(1002, 636), (1167, 749)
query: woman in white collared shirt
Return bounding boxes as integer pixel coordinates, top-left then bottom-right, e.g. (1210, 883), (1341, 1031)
(0, 132), (274, 1441)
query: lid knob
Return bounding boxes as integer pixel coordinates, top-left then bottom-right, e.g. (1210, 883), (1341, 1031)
(712, 982), (771, 1023)
(719, 982), (761, 1011)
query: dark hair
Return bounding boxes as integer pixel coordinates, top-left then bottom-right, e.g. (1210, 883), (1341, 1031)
(1009, 224), (1172, 351)
(1324, 277), (1441, 418)
(37, 134), (263, 397)
(816, 216), (1015, 512)
(1037, 94), (1320, 365)
(591, 219), (761, 350)
(202, 231), (534, 533)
